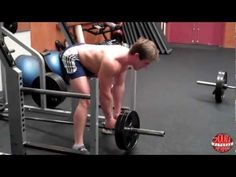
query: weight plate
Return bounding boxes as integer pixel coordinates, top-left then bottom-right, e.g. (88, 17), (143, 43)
(31, 72), (67, 108)
(115, 110), (140, 151)
(215, 71), (227, 103)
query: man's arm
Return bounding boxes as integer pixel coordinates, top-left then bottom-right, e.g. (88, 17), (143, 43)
(98, 59), (117, 121)
(112, 70), (127, 119)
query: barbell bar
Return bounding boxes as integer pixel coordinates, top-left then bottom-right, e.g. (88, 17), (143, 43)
(23, 113), (165, 139)
(0, 111), (165, 137)
(0, 152), (10, 155)
(196, 81), (236, 89)
(124, 127), (165, 136)
(21, 88), (132, 111)
(21, 87), (91, 99)
(24, 115), (165, 138)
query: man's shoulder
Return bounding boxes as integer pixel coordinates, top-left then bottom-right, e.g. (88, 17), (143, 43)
(100, 57), (124, 74)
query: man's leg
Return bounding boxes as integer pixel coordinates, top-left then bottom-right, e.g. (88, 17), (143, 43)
(70, 76), (90, 149)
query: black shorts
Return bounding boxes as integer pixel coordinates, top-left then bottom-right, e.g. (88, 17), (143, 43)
(61, 44), (95, 79)
(68, 60), (95, 79)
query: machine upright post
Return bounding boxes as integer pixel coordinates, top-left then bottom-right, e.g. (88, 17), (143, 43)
(89, 78), (99, 155)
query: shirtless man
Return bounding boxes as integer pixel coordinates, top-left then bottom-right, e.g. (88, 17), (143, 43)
(61, 37), (159, 154)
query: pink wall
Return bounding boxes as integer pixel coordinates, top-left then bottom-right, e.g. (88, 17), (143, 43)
(167, 22), (195, 44)
(167, 22), (225, 46)
(197, 22), (224, 46)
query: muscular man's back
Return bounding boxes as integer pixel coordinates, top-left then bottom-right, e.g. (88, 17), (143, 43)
(78, 44), (129, 75)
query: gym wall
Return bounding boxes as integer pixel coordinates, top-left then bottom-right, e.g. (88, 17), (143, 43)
(223, 22), (235, 48)
(30, 22), (111, 52)
(166, 22), (235, 48)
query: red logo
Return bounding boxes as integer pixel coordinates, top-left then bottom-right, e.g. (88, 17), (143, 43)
(211, 133), (234, 153)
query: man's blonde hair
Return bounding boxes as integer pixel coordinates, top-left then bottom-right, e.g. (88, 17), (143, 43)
(129, 37), (159, 62)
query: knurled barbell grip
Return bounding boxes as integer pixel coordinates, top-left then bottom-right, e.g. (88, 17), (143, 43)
(124, 127), (165, 136)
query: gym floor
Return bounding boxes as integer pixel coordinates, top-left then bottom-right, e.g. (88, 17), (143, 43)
(0, 44), (235, 155)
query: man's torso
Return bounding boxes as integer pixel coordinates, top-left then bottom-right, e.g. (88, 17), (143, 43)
(63, 44), (129, 76)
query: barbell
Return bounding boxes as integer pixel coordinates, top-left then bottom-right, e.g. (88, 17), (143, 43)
(113, 110), (165, 151)
(196, 71), (235, 103)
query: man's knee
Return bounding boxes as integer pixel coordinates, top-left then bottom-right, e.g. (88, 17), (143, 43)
(79, 100), (91, 108)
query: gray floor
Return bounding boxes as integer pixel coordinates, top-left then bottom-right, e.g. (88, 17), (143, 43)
(0, 44), (235, 155)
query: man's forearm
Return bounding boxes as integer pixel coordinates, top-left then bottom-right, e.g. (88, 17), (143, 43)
(112, 84), (125, 116)
(100, 92), (114, 120)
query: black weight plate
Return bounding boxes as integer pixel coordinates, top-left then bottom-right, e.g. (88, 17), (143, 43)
(215, 71), (227, 103)
(45, 72), (67, 108)
(115, 110), (140, 151)
(115, 112), (128, 150)
(122, 111), (140, 151)
(46, 72), (68, 99)
(31, 72), (67, 108)
(48, 72), (67, 92)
